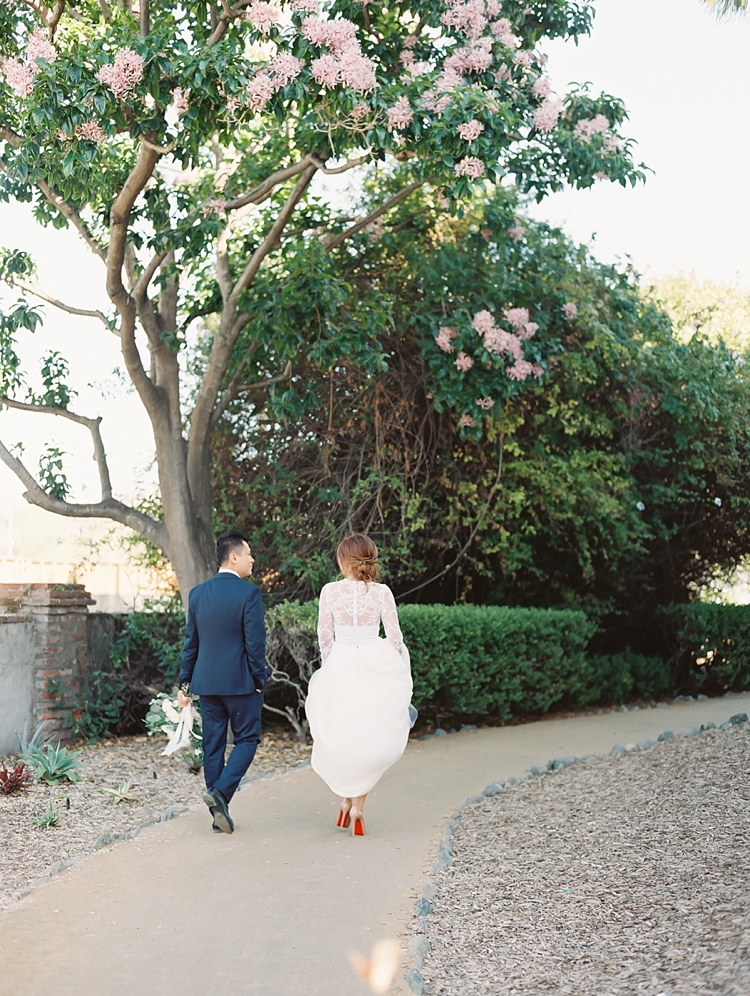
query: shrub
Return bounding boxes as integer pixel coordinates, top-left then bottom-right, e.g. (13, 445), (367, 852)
(0, 762), (34, 794)
(660, 603), (750, 694)
(567, 651), (670, 709)
(397, 604), (596, 722)
(77, 601), (185, 740)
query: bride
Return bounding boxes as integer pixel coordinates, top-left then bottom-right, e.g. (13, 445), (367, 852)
(305, 534), (413, 836)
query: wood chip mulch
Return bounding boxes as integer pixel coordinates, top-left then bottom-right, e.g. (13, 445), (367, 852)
(417, 724), (750, 995)
(0, 727), (311, 911)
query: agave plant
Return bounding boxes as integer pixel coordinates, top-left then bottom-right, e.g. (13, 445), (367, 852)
(25, 743), (82, 785)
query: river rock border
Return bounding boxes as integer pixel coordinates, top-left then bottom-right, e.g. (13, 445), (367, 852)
(405, 705), (750, 995)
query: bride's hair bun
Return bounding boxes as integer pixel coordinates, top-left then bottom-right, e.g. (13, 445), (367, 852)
(336, 533), (381, 584)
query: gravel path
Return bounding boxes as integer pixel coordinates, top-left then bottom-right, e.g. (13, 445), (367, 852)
(0, 728), (310, 911)
(418, 724), (750, 995)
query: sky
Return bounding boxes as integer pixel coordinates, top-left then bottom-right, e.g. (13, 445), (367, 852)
(1, 0), (749, 552)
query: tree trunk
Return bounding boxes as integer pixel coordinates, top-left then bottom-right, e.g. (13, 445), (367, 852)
(152, 414), (215, 608)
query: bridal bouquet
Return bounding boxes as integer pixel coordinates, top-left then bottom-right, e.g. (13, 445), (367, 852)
(144, 691), (204, 773)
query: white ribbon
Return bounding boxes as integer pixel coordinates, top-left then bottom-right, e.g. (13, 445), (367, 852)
(162, 703), (198, 756)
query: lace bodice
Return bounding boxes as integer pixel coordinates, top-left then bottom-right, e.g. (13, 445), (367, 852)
(317, 580), (405, 662)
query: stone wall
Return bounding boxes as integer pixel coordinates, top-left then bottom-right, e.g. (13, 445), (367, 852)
(0, 583), (95, 754)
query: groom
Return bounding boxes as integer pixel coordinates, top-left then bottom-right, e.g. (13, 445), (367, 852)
(177, 529), (268, 834)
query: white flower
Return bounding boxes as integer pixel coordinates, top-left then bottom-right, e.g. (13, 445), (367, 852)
(714, 497), (722, 506)
(636, 501), (645, 512)
(162, 700), (180, 723)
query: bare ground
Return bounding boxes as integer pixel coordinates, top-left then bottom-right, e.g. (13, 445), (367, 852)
(418, 723), (750, 995)
(0, 728), (311, 911)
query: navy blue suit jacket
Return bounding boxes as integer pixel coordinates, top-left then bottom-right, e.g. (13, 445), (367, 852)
(179, 572), (267, 696)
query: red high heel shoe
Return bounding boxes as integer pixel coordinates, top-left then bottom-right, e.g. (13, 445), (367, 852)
(350, 808), (366, 836)
(336, 800), (352, 829)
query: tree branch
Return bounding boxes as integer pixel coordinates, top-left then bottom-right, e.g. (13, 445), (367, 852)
(107, 142), (160, 315)
(98, 0), (112, 22)
(309, 154), (370, 175)
(0, 436), (167, 548)
(0, 126), (22, 146)
(1, 396), (114, 500)
(223, 157), (315, 211)
(325, 182), (423, 251)
(7, 277), (113, 331)
(228, 164), (317, 310)
(48, 0), (66, 35)
(36, 178), (108, 263)
(187, 165), (316, 487)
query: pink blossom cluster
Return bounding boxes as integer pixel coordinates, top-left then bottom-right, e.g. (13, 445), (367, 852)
(1, 59), (35, 98)
(387, 96), (412, 131)
(441, 0), (487, 41)
(351, 101), (370, 120)
(490, 17), (518, 47)
(504, 307), (529, 328)
(291, 0), (320, 11)
(454, 156), (486, 179)
(27, 30), (57, 67)
(246, 1), (281, 34)
(476, 396), (494, 410)
(445, 37), (493, 75)
(508, 224), (525, 242)
(435, 326), (457, 353)
(533, 95), (562, 133)
(594, 170), (608, 181)
(269, 53), (304, 87)
(513, 49), (532, 68)
(504, 307), (539, 340)
(457, 119), (484, 141)
(455, 351), (474, 371)
(472, 310), (521, 361)
(248, 54), (304, 111)
(573, 114), (609, 143)
(486, 0), (502, 15)
(422, 68), (464, 116)
(303, 16), (377, 91)
(493, 63), (510, 84)
(458, 414), (476, 428)
(96, 49), (144, 100)
(604, 133), (622, 153)
(562, 302), (577, 320)
(172, 87), (189, 114)
(507, 359), (542, 381)
(248, 72), (275, 111)
(531, 76), (551, 99)
(75, 120), (106, 144)
(202, 198), (228, 219)
(1, 29), (57, 98)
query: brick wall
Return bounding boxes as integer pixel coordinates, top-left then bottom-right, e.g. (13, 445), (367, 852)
(0, 583), (95, 745)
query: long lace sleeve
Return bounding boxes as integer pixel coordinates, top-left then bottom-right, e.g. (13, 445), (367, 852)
(380, 585), (404, 655)
(317, 584), (335, 662)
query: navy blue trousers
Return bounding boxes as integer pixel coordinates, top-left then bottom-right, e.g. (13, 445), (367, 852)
(200, 692), (263, 802)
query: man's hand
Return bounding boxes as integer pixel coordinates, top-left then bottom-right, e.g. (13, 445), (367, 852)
(177, 690), (192, 709)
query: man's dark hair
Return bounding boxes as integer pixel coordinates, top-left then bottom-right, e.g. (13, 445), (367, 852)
(215, 529), (250, 566)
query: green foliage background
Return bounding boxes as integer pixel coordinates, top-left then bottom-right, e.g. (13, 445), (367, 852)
(212, 187), (750, 662)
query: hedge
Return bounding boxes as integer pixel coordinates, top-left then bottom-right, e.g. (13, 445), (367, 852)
(660, 602), (750, 694)
(397, 604), (595, 721)
(80, 599), (748, 738)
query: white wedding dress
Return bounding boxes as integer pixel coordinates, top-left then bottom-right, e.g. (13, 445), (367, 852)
(306, 579), (413, 797)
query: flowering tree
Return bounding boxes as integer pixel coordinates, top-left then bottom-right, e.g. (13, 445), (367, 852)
(0, 0), (644, 600)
